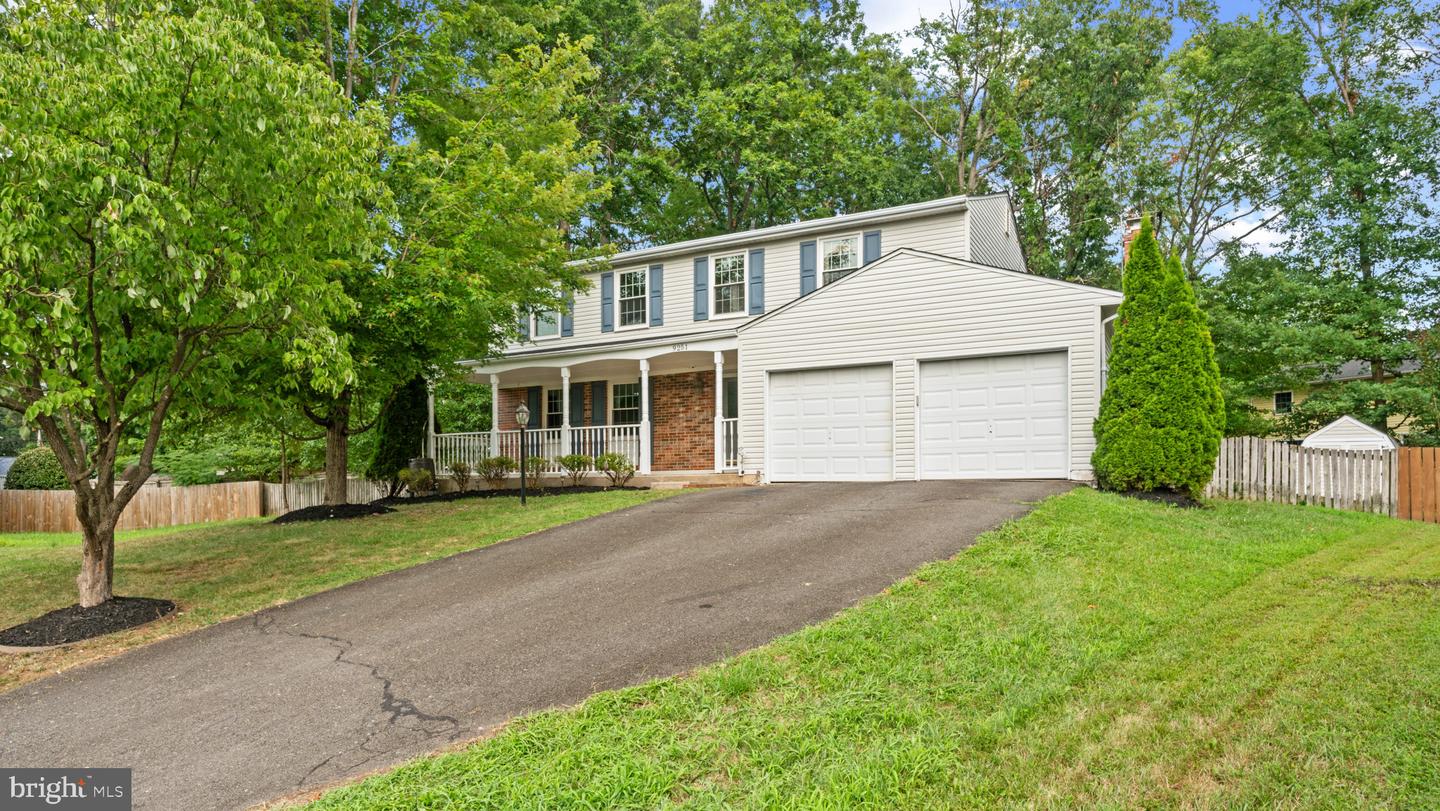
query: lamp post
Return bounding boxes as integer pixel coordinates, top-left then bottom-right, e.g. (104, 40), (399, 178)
(515, 401), (530, 506)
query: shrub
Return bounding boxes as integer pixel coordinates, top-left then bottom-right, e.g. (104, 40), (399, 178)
(594, 452), (636, 488)
(524, 456), (548, 490)
(5, 446), (68, 490)
(477, 456), (517, 489)
(449, 461), (473, 492)
(1092, 215), (1224, 497)
(366, 376), (429, 497)
(397, 467), (435, 497)
(557, 454), (593, 487)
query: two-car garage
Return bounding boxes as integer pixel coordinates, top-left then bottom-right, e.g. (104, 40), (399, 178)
(739, 249), (1121, 483)
(765, 351), (1069, 482)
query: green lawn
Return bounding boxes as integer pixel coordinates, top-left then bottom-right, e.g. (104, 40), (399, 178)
(304, 488), (1440, 810)
(0, 490), (674, 693)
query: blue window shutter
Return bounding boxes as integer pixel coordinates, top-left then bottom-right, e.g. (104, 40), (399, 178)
(590, 381), (607, 426)
(569, 382), (585, 425)
(799, 240), (817, 295)
(748, 248), (765, 314)
(525, 386), (542, 428)
(693, 257), (709, 321)
(560, 293), (574, 337)
(863, 230), (882, 265)
(600, 272), (614, 333)
(649, 264), (664, 326)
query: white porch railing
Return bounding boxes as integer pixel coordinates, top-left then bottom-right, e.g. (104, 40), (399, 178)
(722, 418), (740, 469)
(433, 426), (643, 475)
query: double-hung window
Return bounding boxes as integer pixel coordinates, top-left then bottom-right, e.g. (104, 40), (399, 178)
(1274, 391), (1293, 414)
(612, 383), (641, 424)
(546, 389), (564, 428)
(712, 252), (746, 316)
(532, 310), (560, 339)
(821, 235), (860, 285)
(618, 270), (647, 327)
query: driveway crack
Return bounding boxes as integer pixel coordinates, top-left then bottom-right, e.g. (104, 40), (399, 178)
(252, 615), (462, 788)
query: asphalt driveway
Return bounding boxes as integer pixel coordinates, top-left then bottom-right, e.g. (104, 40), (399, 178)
(0, 480), (1070, 810)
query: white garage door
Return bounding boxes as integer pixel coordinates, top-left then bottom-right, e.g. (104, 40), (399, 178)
(919, 352), (1068, 479)
(768, 364), (893, 481)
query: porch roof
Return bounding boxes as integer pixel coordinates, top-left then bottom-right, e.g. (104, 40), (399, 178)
(460, 327), (738, 374)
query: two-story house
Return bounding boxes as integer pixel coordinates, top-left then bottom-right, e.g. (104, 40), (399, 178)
(434, 193), (1122, 484)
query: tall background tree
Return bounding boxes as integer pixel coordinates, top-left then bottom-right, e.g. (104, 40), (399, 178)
(0, 0), (378, 606)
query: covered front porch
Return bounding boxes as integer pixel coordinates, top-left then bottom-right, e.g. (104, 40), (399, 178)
(432, 340), (741, 478)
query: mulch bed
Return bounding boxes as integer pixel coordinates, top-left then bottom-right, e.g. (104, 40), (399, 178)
(0, 597), (176, 649)
(1119, 489), (1206, 509)
(271, 502), (395, 524)
(376, 484), (642, 506)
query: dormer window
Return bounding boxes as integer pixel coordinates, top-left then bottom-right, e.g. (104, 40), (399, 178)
(822, 235), (860, 285)
(618, 269), (647, 327)
(712, 252), (746, 316)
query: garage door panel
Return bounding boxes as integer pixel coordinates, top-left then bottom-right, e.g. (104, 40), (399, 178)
(768, 365), (893, 482)
(919, 352), (1068, 479)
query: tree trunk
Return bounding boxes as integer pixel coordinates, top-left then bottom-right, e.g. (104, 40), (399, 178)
(324, 390), (352, 506)
(75, 490), (116, 608)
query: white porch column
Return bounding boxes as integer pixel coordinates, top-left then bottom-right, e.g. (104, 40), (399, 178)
(560, 367), (572, 456)
(639, 358), (652, 474)
(489, 374), (500, 457)
(714, 351), (724, 472)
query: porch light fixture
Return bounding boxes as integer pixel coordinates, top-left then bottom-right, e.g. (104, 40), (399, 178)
(514, 402), (530, 428)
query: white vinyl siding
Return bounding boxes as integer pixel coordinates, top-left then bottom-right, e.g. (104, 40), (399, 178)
(739, 250), (1119, 481)
(519, 208), (971, 349)
(1302, 416), (1397, 450)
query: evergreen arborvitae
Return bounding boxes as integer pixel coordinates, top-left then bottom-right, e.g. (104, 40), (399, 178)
(1093, 216), (1224, 497)
(366, 376), (430, 495)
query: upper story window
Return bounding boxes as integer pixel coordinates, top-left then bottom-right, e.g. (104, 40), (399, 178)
(712, 252), (746, 317)
(618, 269), (647, 327)
(1274, 391), (1293, 414)
(822, 235), (860, 285)
(532, 310), (560, 339)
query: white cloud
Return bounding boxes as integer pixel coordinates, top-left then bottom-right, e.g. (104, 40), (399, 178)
(859, 0), (960, 51)
(1210, 209), (1287, 257)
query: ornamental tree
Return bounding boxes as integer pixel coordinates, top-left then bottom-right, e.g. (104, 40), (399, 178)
(0, 1), (379, 606)
(1093, 216), (1224, 497)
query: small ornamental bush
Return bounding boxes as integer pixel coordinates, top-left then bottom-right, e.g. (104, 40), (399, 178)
(448, 461), (473, 492)
(5, 446), (68, 490)
(524, 456), (548, 490)
(477, 456), (517, 489)
(397, 467), (435, 497)
(557, 454), (593, 487)
(1093, 215), (1224, 497)
(594, 452), (636, 488)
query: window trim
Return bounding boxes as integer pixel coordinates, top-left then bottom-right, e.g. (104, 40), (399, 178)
(531, 309), (562, 340)
(610, 380), (642, 425)
(709, 250), (749, 320)
(615, 268), (648, 331)
(544, 388), (564, 428)
(1274, 391), (1293, 414)
(819, 233), (862, 286)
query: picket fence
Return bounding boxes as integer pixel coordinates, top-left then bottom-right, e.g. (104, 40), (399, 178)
(0, 477), (387, 533)
(1206, 436), (1398, 516)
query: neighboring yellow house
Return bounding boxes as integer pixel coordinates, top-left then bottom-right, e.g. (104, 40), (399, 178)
(1249, 359), (1420, 436)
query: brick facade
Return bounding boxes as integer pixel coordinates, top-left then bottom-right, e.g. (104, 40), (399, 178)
(497, 371), (716, 471)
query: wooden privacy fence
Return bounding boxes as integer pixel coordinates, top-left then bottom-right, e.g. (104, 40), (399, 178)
(0, 477), (388, 533)
(1206, 436), (1398, 516)
(1396, 447), (1440, 523)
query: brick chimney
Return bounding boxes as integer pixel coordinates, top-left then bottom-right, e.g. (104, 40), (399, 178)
(1121, 210), (1143, 266)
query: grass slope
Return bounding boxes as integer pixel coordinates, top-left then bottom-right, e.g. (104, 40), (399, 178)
(0, 490), (673, 693)
(306, 488), (1440, 810)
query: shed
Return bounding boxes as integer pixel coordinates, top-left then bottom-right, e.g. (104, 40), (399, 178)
(1301, 416), (1397, 451)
